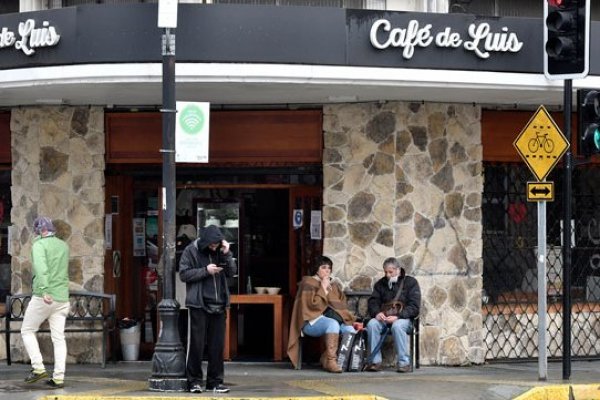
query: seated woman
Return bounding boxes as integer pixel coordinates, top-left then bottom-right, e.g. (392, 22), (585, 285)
(287, 255), (356, 372)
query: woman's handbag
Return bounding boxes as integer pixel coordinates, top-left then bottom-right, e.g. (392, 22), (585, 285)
(323, 307), (344, 324)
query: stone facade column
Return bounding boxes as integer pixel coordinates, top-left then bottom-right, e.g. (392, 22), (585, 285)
(8, 106), (105, 363)
(323, 102), (485, 365)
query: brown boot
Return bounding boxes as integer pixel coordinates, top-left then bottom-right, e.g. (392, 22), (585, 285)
(322, 333), (342, 373)
(320, 351), (327, 369)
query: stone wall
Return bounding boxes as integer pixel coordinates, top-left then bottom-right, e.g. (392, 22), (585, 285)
(6, 106), (105, 363)
(323, 102), (485, 365)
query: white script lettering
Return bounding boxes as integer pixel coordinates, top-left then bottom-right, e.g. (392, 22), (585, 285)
(435, 27), (462, 48)
(14, 19), (60, 56)
(463, 23), (523, 59)
(370, 19), (433, 59)
(0, 27), (15, 48)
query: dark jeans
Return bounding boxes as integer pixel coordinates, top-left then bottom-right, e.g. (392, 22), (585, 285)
(186, 307), (226, 388)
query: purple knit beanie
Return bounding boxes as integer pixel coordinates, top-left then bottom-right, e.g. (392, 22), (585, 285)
(33, 216), (56, 235)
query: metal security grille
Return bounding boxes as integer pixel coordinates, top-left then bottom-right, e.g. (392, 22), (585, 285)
(483, 162), (600, 361)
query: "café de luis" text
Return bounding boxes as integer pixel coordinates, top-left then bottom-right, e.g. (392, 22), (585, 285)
(370, 18), (523, 59)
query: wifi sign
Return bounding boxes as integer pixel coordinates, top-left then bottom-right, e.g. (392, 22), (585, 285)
(179, 104), (205, 135)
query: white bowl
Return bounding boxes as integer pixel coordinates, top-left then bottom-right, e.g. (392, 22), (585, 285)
(254, 287), (267, 294)
(224, 219), (238, 227)
(266, 287), (281, 295)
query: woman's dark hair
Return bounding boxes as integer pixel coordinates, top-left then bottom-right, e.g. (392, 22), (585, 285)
(310, 255), (333, 275)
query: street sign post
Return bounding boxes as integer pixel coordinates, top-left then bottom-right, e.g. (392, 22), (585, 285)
(513, 105), (570, 182)
(514, 105), (570, 382)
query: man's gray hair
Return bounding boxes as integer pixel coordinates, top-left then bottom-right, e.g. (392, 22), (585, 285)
(383, 257), (400, 269)
(33, 216), (56, 235)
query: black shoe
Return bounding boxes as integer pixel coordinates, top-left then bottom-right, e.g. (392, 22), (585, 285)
(206, 384), (230, 393)
(365, 363), (383, 372)
(24, 370), (48, 383)
(189, 382), (203, 393)
(397, 364), (413, 373)
(45, 379), (64, 388)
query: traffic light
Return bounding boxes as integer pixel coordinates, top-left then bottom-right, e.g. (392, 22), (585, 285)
(578, 89), (600, 156)
(544, 0), (590, 80)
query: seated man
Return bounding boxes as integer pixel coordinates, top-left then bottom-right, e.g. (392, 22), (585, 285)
(365, 257), (421, 373)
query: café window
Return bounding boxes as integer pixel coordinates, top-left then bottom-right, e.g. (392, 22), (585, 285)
(56, 0), (387, 9)
(0, 0), (18, 14)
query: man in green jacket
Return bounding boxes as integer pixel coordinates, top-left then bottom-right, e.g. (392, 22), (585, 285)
(21, 216), (70, 389)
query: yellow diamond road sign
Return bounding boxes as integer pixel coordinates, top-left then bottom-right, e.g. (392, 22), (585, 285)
(513, 105), (570, 182)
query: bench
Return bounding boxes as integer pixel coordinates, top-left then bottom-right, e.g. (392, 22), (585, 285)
(295, 290), (420, 370)
(1, 291), (117, 368)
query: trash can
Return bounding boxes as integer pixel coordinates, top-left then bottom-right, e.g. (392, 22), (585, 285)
(119, 318), (140, 361)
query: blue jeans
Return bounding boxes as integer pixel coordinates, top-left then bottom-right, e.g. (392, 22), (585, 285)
(302, 316), (356, 337)
(366, 318), (412, 367)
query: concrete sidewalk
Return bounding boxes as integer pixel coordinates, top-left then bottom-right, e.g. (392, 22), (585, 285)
(1, 360), (599, 400)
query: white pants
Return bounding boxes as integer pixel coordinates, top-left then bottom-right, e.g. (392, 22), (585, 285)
(21, 296), (70, 380)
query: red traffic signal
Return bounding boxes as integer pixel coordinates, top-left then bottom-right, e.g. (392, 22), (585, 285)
(548, 0), (573, 7)
(544, 0), (590, 80)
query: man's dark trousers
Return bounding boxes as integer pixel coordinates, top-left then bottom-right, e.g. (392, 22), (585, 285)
(187, 307), (226, 388)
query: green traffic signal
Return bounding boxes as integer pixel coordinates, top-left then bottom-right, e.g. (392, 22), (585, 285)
(578, 89), (600, 156)
(593, 127), (600, 151)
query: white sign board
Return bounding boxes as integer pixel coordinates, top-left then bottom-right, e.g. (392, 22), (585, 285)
(176, 101), (210, 163)
(310, 210), (322, 240)
(158, 0), (178, 28)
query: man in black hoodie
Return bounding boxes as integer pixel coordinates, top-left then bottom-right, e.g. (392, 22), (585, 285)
(179, 225), (237, 393)
(365, 257), (420, 373)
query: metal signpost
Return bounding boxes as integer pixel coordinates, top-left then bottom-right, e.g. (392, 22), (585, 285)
(513, 105), (569, 381)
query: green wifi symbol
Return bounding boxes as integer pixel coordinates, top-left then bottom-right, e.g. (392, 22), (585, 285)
(179, 104), (205, 135)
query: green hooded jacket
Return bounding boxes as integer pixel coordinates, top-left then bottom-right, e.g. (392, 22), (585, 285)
(31, 234), (70, 302)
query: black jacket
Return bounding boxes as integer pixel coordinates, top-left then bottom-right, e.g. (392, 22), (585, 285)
(367, 269), (421, 320)
(178, 225), (237, 310)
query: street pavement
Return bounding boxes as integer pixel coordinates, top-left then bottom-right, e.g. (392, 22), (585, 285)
(1, 360), (599, 400)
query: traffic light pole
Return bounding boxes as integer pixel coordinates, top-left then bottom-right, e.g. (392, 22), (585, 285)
(562, 78), (572, 381)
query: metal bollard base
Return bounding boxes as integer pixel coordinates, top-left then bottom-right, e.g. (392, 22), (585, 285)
(148, 377), (188, 392)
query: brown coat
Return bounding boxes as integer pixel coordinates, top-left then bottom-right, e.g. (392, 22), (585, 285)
(287, 276), (355, 368)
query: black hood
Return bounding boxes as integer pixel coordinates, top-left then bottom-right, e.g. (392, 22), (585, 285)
(197, 225), (224, 251)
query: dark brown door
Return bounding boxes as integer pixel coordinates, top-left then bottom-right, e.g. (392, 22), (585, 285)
(104, 175), (135, 320)
(288, 186), (323, 298)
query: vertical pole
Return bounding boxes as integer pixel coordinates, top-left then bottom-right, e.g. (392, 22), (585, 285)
(148, 28), (187, 392)
(562, 78), (572, 380)
(537, 201), (547, 381)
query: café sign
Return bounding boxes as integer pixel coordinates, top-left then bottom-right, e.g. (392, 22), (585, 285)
(0, 19), (60, 56)
(370, 19), (523, 60)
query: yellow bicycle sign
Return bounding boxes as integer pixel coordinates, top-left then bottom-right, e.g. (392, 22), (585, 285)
(513, 105), (569, 182)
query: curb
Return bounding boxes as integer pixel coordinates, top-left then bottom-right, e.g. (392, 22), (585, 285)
(41, 396), (388, 400)
(513, 384), (600, 400)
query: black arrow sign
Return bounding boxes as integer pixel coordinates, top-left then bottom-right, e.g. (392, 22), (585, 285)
(531, 186), (551, 196)
(526, 182), (554, 202)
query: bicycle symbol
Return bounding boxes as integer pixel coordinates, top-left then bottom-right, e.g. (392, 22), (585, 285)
(528, 131), (555, 153)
